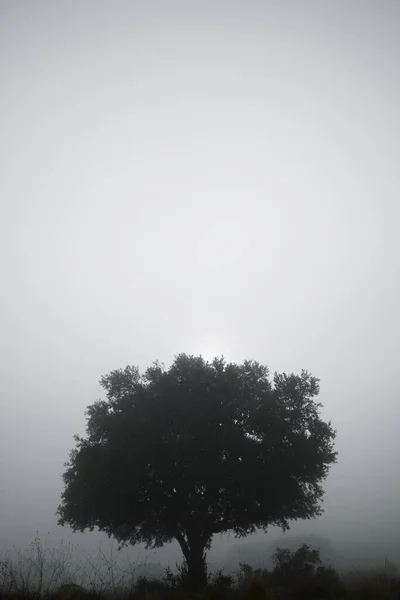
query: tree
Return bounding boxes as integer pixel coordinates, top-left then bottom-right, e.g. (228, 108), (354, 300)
(57, 354), (337, 590)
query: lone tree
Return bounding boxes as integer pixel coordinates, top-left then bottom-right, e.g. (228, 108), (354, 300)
(57, 354), (337, 590)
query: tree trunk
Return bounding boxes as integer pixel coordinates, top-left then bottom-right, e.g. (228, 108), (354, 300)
(175, 532), (208, 591)
(185, 545), (208, 591)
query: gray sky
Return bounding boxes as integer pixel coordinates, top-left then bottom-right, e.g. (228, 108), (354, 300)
(1, 0), (399, 568)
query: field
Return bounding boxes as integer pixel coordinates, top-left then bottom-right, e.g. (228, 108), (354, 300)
(1, 536), (399, 600)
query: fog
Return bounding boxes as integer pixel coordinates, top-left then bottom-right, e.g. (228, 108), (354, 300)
(1, 0), (399, 577)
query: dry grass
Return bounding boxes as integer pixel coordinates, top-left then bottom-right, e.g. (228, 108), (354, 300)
(1, 536), (399, 600)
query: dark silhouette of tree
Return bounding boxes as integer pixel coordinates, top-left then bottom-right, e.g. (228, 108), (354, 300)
(57, 354), (337, 590)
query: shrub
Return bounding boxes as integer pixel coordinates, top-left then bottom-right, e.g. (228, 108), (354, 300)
(236, 563), (273, 600)
(270, 544), (345, 599)
(344, 569), (399, 600)
(311, 565), (346, 599)
(52, 583), (101, 600)
(130, 576), (176, 600)
(163, 562), (192, 591)
(208, 570), (235, 590)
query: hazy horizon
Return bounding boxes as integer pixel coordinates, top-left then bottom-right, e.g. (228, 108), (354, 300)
(1, 0), (399, 573)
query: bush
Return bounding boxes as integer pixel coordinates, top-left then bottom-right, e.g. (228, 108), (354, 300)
(344, 569), (400, 600)
(270, 544), (345, 599)
(53, 584), (93, 600)
(208, 570), (235, 590)
(132, 576), (172, 600)
(162, 562), (193, 591)
(236, 563), (273, 600)
(311, 565), (346, 599)
(205, 570), (235, 600)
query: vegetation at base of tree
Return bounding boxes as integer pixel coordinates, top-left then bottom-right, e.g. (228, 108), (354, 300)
(57, 354), (337, 591)
(1, 537), (399, 600)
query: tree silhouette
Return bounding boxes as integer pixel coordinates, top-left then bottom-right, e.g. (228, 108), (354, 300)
(57, 354), (337, 590)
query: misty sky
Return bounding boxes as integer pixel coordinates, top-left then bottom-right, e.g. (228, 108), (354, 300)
(1, 0), (399, 566)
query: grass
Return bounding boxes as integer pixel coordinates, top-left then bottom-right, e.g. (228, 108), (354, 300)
(1, 535), (399, 600)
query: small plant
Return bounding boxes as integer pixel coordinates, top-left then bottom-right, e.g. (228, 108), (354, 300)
(205, 569), (236, 600)
(208, 569), (235, 589)
(236, 563), (273, 600)
(163, 561), (191, 590)
(53, 583), (94, 600)
(132, 576), (171, 600)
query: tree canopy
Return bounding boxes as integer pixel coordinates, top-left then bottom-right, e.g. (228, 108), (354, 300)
(57, 353), (337, 589)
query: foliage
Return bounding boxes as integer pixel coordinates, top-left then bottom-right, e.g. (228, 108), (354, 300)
(272, 543), (322, 584)
(344, 568), (400, 600)
(271, 544), (345, 599)
(208, 570), (235, 590)
(163, 563), (190, 590)
(1, 535), (400, 600)
(53, 583), (97, 600)
(236, 563), (273, 600)
(57, 354), (337, 590)
(131, 576), (172, 600)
